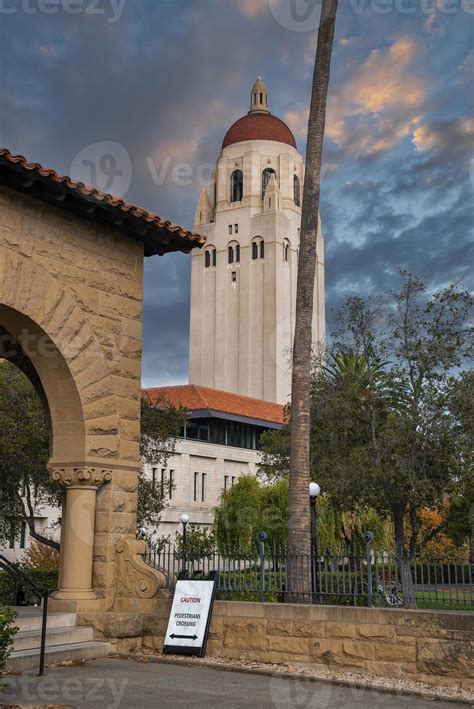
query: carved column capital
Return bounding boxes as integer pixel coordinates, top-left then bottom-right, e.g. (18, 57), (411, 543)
(50, 467), (112, 489)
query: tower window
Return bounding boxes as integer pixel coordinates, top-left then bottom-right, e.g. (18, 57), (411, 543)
(229, 225), (233, 235)
(232, 271), (237, 283)
(262, 168), (276, 198)
(205, 248), (217, 268)
(284, 241), (290, 262)
(236, 244), (240, 262)
(235, 224), (239, 234)
(228, 245), (234, 264)
(294, 174), (301, 207)
(230, 169), (243, 202)
(252, 238), (264, 260)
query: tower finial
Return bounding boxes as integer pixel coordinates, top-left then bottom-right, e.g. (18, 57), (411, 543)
(249, 77), (270, 115)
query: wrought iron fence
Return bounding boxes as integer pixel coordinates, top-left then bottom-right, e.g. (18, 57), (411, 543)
(144, 536), (473, 610)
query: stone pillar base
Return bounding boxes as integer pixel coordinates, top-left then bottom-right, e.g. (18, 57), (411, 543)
(53, 589), (97, 601)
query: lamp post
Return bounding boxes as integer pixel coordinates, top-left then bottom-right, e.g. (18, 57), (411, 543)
(309, 482), (321, 604)
(180, 513), (189, 577)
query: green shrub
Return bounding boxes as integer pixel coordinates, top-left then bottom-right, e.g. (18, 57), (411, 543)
(0, 569), (58, 606)
(0, 605), (18, 675)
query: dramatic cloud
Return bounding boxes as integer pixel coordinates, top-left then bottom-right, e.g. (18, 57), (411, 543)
(326, 36), (427, 157)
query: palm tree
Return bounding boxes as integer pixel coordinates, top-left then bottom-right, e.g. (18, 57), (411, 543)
(287, 0), (339, 600)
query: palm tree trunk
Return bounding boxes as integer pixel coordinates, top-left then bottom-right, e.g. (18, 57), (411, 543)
(394, 504), (416, 609)
(287, 0), (338, 602)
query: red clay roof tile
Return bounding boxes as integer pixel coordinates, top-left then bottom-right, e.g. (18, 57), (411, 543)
(0, 148), (206, 253)
(143, 384), (285, 426)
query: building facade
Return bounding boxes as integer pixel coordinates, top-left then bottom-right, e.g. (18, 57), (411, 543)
(144, 384), (284, 538)
(189, 78), (325, 405)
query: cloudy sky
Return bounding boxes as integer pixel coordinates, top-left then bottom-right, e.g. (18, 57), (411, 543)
(1, 0), (472, 386)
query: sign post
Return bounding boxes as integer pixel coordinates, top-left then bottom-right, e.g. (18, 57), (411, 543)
(163, 571), (218, 657)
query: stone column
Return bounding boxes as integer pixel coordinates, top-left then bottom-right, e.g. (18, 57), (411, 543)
(50, 467), (111, 601)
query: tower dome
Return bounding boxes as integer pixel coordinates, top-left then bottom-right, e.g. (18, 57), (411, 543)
(222, 79), (297, 150)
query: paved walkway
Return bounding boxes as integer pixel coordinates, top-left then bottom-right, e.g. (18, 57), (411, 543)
(2, 658), (464, 708)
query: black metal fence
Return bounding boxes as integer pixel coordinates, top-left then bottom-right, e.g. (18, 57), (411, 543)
(144, 537), (473, 611)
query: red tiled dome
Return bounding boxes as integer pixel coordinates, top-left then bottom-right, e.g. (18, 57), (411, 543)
(222, 112), (297, 150)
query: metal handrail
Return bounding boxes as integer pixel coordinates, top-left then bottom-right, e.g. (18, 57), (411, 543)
(0, 554), (57, 676)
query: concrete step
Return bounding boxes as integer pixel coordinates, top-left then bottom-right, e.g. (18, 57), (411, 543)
(7, 641), (112, 674)
(15, 612), (77, 634)
(13, 625), (93, 651)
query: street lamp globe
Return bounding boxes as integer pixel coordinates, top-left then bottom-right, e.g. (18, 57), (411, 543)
(309, 482), (321, 499)
(180, 513), (190, 525)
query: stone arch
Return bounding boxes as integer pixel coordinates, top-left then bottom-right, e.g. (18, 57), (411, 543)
(0, 251), (119, 466)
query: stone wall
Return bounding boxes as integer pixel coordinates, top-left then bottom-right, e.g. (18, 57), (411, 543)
(108, 600), (473, 692)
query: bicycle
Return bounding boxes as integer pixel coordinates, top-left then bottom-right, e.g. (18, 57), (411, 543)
(352, 577), (404, 608)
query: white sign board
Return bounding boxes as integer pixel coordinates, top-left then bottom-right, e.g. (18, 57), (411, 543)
(163, 577), (217, 657)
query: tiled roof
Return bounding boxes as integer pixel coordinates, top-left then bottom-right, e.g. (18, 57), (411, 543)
(143, 384), (285, 426)
(0, 148), (206, 256)
(222, 113), (297, 150)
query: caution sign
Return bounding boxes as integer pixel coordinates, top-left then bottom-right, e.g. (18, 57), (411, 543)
(163, 573), (217, 657)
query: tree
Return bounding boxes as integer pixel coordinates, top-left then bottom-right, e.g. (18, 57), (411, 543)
(214, 476), (288, 553)
(261, 273), (473, 606)
(138, 393), (188, 532)
(288, 0), (338, 599)
(0, 362), (60, 551)
(214, 476), (389, 555)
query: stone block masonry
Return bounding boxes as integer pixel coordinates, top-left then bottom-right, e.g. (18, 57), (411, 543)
(96, 600), (473, 692)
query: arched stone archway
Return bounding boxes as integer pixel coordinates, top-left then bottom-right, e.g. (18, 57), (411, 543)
(0, 148), (205, 617)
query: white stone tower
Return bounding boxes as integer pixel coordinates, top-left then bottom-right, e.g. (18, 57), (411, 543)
(189, 79), (325, 405)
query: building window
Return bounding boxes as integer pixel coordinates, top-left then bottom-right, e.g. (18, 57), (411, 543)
(205, 248), (217, 268)
(232, 271), (237, 283)
(230, 169), (243, 202)
(262, 168), (276, 198)
(20, 522), (26, 549)
(229, 225), (233, 235)
(9, 522), (15, 549)
(235, 244), (240, 262)
(234, 224), (239, 234)
(284, 241), (290, 262)
(169, 470), (174, 500)
(194, 472), (199, 502)
(201, 473), (206, 502)
(294, 174), (301, 207)
(252, 238), (264, 260)
(228, 245), (234, 264)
